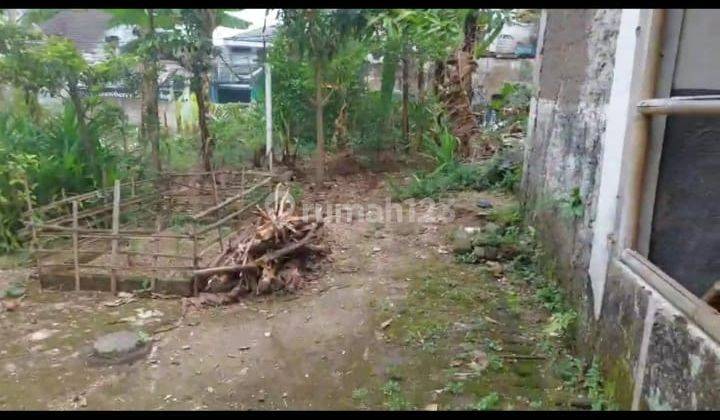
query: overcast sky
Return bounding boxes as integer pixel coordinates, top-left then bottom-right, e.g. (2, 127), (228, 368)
(214, 9), (280, 40)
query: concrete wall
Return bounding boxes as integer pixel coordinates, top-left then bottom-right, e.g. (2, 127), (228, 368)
(524, 9), (720, 410)
(522, 9), (619, 306)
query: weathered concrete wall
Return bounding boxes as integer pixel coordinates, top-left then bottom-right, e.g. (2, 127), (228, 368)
(522, 9), (620, 307)
(524, 9), (720, 410)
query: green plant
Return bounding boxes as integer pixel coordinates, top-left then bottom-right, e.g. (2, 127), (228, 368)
(352, 387), (369, 404)
(543, 309), (577, 339)
(470, 392), (500, 410)
(136, 330), (151, 344)
(381, 379), (411, 410)
(211, 103), (266, 168)
(559, 187), (584, 219)
(445, 381), (464, 395)
(585, 359), (617, 410)
(422, 126), (457, 174)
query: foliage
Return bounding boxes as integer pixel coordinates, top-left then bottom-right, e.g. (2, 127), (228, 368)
(390, 149), (521, 200)
(381, 379), (411, 410)
(490, 82), (533, 112)
(585, 359), (618, 410)
(210, 103), (266, 168)
(559, 187), (584, 219)
(279, 9), (368, 181)
(351, 387), (369, 403)
(469, 392), (500, 410)
(0, 148), (37, 251)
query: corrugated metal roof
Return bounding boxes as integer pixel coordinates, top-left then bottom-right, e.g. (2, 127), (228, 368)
(224, 25), (276, 44)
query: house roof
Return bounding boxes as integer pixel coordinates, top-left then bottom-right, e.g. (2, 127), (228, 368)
(39, 9), (113, 55)
(223, 25), (276, 44)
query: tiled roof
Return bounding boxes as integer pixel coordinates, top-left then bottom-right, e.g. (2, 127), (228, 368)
(39, 9), (113, 55)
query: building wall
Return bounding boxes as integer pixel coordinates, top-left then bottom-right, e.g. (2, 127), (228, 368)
(523, 9), (720, 410)
(522, 9), (619, 307)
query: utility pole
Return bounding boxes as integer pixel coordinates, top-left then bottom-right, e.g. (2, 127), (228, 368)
(265, 62), (273, 172)
(263, 9), (273, 172)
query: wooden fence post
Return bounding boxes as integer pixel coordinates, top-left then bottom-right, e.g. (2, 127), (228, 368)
(110, 180), (121, 294)
(72, 201), (80, 291)
(192, 224), (199, 296)
(22, 176), (41, 288)
(209, 168), (224, 252)
(152, 214), (160, 292)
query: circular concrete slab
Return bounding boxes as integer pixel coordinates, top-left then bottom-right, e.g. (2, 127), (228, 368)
(92, 331), (149, 363)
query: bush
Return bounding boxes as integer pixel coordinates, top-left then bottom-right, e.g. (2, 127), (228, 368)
(0, 100), (130, 250)
(211, 103), (266, 168)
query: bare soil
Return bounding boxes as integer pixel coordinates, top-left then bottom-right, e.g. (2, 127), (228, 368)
(0, 170), (585, 410)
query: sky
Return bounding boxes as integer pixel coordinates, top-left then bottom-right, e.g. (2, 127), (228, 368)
(214, 9), (280, 41)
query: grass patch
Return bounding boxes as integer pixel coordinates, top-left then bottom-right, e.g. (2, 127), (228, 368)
(0, 250), (30, 269)
(382, 380), (412, 410)
(388, 149), (523, 201)
(469, 392), (500, 410)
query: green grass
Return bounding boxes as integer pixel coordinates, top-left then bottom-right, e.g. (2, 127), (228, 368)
(0, 250), (29, 269)
(382, 380), (411, 410)
(352, 387), (369, 405)
(469, 392), (500, 410)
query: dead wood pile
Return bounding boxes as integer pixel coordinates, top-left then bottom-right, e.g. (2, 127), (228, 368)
(191, 184), (328, 306)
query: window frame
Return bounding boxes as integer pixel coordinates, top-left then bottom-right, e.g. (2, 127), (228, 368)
(615, 9), (720, 342)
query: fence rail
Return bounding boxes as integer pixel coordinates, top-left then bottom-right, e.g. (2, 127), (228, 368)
(26, 170), (275, 295)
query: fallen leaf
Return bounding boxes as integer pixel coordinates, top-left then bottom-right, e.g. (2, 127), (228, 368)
(380, 318), (393, 329)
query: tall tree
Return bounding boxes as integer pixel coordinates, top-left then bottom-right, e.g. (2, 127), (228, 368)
(107, 9), (176, 176)
(168, 9), (249, 172)
(368, 9), (462, 152)
(280, 9), (366, 183)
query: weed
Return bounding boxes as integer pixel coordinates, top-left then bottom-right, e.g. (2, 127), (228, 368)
(554, 354), (585, 387)
(559, 187), (584, 219)
(543, 310), (577, 339)
(352, 387), (369, 404)
(585, 359), (618, 410)
(488, 353), (504, 371)
(469, 392), (500, 410)
(484, 338), (503, 352)
(445, 381), (464, 395)
(381, 380), (411, 410)
(505, 291), (521, 315)
(136, 330), (151, 344)
(488, 203), (523, 227)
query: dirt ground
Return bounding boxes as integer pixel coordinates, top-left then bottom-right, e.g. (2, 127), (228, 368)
(0, 170), (588, 410)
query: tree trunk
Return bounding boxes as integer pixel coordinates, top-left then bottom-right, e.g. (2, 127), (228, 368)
(68, 83), (97, 176)
(462, 10), (480, 54)
(401, 53), (410, 147)
(313, 63), (325, 184)
(380, 40), (400, 145)
(193, 71), (213, 172)
(414, 60), (425, 154)
(433, 60), (444, 96)
(24, 88), (41, 122)
(140, 61), (162, 175)
(461, 10), (480, 104)
(140, 10), (162, 175)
